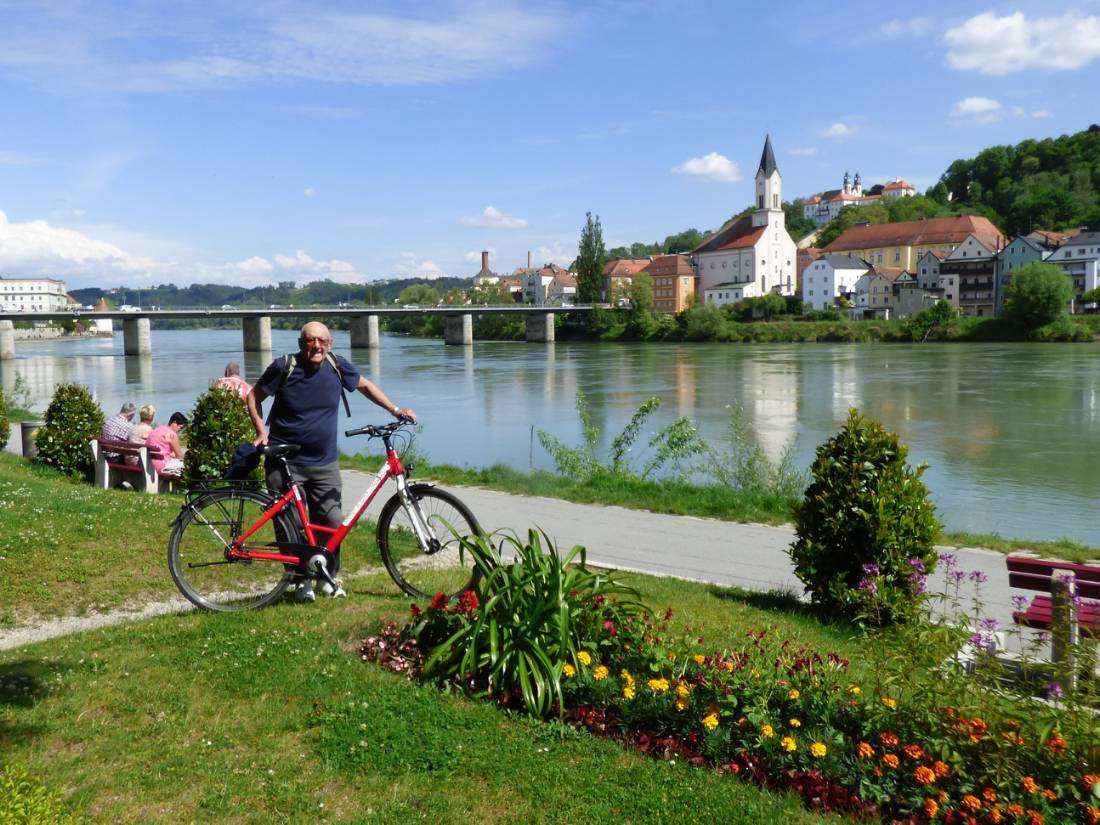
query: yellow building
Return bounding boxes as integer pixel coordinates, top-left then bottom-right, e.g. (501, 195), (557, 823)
(823, 215), (1003, 272)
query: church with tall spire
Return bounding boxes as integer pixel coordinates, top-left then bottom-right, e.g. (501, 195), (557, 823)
(693, 135), (798, 304)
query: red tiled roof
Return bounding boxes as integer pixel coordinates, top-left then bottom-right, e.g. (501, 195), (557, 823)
(824, 215), (1003, 253)
(602, 258), (651, 276)
(693, 216), (766, 253)
(805, 195), (821, 204)
(870, 266), (905, 280)
(883, 179), (913, 191)
(644, 254), (694, 277)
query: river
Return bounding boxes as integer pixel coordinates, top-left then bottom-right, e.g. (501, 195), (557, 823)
(3, 329), (1098, 545)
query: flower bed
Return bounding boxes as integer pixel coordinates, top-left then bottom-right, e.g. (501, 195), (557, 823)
(361, 538), (1100, 824)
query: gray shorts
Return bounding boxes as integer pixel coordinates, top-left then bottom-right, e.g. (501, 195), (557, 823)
(266, 459), (343, 528)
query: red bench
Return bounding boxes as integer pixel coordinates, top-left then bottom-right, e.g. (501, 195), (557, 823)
(1006, 556), (1100, 687)
(89, 437), (179, 494)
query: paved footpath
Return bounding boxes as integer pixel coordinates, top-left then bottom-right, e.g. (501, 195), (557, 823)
(345, 470), (1022, 636)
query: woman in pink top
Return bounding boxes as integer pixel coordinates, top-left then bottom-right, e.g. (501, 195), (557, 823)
(147, 411), (188, 476)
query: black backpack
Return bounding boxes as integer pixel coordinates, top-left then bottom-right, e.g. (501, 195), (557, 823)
(265, 351), (351, 425)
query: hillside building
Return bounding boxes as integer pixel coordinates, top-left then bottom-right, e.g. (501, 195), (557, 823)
(822, 214), (1003, 273)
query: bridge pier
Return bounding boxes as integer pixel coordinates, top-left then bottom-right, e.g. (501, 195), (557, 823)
(243, 316), (272, 352)
(0, 320), (14, 360)
(122, 317), (152, 355)
(525, 312), (555, 343)
(444, 313), (473, 346)
(350, 315), (379, 349)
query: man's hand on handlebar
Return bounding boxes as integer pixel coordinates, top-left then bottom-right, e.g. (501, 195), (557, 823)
(393, 407), (417, 424)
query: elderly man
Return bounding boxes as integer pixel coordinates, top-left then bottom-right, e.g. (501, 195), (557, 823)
(215, 362), (252, 399)
(100, 401), (136, 462)
(246, 321), (416, 602)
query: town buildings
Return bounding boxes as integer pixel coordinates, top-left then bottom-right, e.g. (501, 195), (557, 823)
(645, 254), (695, 313)
(940, 233), (998, 317)
(0, 276), (75, 312)
(822, 215), (1003, 273)
(1044, 230), (1100, 309)
(601, 258), (650, 303)
(694, 136), (797, 306)
(802, 173), (916, 226)
(801, 254), (869, 311)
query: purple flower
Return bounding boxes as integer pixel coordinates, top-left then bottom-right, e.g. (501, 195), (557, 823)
(939, 552), (957, 569)
(968, 632), (984, 646)
(908, 572), (928, 594)
(1012, 595), (1030, 610)
(907, 558), (926, 573)
(857, 578), (878, 594)
(1046, 682), (1064, 700)
(861, 563), (880, 576)
(951, 570), (966, 584)
(1037, 631), (1051, 643)
(968, 570), (988, 584)
(979, 617), (1000, 631)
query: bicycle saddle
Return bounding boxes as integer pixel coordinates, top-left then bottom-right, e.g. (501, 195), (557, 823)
(262, 443), (301, 460)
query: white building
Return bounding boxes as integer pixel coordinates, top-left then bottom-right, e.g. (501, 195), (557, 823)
(801, 254), (869, 311)
(0, 276), (75, 312)
(696, 135), (797, 306)
(521, 264), (576, 306)
(802, 174), (916, 226)
(1045, 230), (1100, 304)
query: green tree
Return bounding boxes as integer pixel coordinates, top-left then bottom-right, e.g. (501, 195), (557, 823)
(1003, 262), (1074, 329)
(783, 199), (816, 240)
(575, 212), (606, 304)
(814, 203), (890, 248)
(35, 384), (104, 478)
(183, 386), (257, 484)
(626, 272), (654, 313)
(396, 283), (440, 306)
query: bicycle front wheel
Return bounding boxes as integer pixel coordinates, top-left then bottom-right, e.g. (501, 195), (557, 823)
(377, 485), (481, 601)
(168, 488), (300, 612)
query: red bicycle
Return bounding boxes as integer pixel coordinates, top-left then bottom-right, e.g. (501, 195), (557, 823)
(168, 421), (481, 612)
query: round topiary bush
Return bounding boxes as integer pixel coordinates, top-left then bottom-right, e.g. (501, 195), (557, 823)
(183, 384), (257, 484)
(34, 383), (104, 477)
(788, 408), (939, 626)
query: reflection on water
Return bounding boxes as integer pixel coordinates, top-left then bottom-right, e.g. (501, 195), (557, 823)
(2, 331), (1098, 544)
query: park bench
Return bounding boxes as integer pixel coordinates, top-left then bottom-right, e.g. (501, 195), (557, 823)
(1006, 556), (1100, 688)
(89, 437), (179, 494)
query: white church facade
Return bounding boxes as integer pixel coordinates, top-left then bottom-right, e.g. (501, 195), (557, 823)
(695, 136), (797, 306)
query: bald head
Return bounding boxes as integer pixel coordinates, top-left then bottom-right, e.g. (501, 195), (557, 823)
(298, 321), (333, 368)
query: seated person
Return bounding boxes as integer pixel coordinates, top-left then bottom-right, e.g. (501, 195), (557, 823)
(215, 362), (253, 400)
(146, 412), (188, 478)
(100, 401), (136, 462)
(125, 405), (156, 465)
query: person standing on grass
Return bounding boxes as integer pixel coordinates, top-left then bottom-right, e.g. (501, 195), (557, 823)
(246, 321), (416, 603)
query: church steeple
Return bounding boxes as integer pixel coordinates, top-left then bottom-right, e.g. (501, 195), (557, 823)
(753, 134), (783, 228)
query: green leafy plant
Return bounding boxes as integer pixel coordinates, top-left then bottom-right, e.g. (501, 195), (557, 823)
(704, 404), (806, 502)
(182, 385), (257, 484)
(0, 763), (84, 824)
(416, 528), (644, 718)
(787, 409), (939, 626)
(0, 387), (9, 451)
(33, 384), (104, 478)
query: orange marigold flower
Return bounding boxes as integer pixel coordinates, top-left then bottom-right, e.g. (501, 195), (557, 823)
(1006, 804), (1024, 817)
(903, 743), (924, 760)
(872, 766), (882, 778)
(857, 742), (874, 759)
(987, 807), (1004, 824)
(1085, 805), (1100, 825)
(981, 788), (997, 803)
(1046, 731), (1067, 753)
(780, 735), (796, 753)
(882, 696), (897, 709)
(914, 766), (936, 785)
(788, 688), (800, 700)
(1040, 789), (1056, 801)
(883, 753), (899, 769)
(970, 717), (988, 735)
(1021, 776), (1038, 794)
(960, 794), (981, 812)
(879, 732), (899, 748)
(923, 798), (938, 819)
(937, 790), (949, 802)
(810, 741), (827, 758)
(1026, 811), (1043, 825)
(933, 760), (950, 779)
(1084, 774), (1100, 793)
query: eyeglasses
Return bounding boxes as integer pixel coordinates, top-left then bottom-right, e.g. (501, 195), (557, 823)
(300, 336), (330, 345)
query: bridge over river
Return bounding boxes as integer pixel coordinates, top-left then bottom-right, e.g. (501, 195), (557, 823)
(0, 304), (594, 359)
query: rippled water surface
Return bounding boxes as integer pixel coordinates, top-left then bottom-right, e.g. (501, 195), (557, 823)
(4, 330), (1098, 544)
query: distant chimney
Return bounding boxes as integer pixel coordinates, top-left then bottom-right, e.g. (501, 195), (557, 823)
(481, 250), (489, 273)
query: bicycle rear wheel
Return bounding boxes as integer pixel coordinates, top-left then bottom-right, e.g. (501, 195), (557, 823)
(168, 488), (300, 612)
(377, 484), (481, 601)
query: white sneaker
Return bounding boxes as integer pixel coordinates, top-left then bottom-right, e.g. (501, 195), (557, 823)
(292, 582), (316, 603)
(320, 581), (346, 598)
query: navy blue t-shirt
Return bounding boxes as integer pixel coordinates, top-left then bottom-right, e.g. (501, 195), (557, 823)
(257, 353), (361, 465)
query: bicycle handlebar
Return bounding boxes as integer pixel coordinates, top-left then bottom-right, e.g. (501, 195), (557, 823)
(344, 420), (411, 439)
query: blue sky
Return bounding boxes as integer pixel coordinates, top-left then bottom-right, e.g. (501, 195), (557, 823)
(0, 0), (1098, 290)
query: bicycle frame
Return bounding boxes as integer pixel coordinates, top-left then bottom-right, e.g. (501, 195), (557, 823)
(226, 440), (415, 565)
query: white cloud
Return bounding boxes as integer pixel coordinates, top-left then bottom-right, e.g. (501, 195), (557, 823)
(880, 17), (933, 37)
(0, 4), (571, 92)
(789, 146), (817, 157)
(1032, 109), (1053, 119)
(460, 206), (528, 229)
(952, 96), (1003, 123)
(817, 122), (853, 140)
(303, 186), (317, 198)
(671, 152), (741, 183)
(945, 12), (1100, 75)
(394, 251), (446, 279)
(0, 209), (362, 288)
(533, 243), (574, 268)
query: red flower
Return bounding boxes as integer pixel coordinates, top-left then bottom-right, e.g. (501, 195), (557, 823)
(409, 603), (422, 617)
(603, 619), (618, 636)
(430, 592), (448, 610)
(457, 590), (479, 615)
